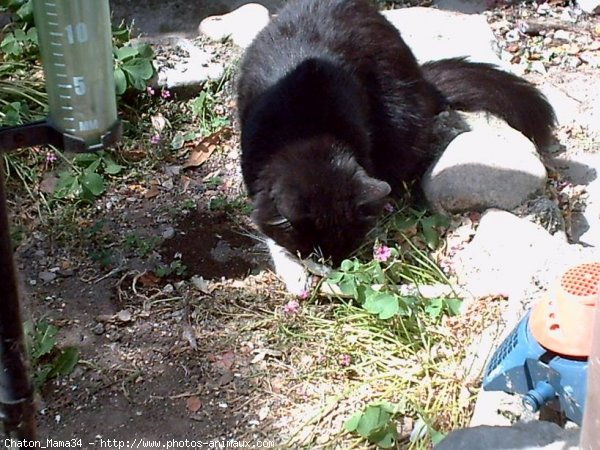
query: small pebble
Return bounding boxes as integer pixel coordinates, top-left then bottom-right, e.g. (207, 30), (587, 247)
(92, 323), (105, 335)
(162, 227), (175, 239)
(505, 29), (520, 42)
(554, 30), (571, 41)
(39, 271), (57, 283)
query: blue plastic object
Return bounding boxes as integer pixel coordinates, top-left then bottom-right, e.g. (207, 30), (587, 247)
(482, 312), (588, 424)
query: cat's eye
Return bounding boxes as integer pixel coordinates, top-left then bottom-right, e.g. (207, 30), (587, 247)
(266, 215), (291, 229)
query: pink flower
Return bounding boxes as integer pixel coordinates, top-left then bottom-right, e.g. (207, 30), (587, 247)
(298, 289), (309, 300)
(150, 134), (161, 144)
(160, 89), (171, 99)
(46, 151), (57, 163)
(146, 86), (155, 96)
(339, 354), (351, 366)
(373, 245), (392, 262)
(283, 300), (300, 314)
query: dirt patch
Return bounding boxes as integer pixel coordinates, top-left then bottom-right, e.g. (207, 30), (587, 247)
(159, 211), (268, 280)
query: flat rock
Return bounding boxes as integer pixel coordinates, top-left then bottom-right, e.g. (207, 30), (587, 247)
(39, 271), (57, 283)
(199, 3), (270, 48)
(435, 420), (580, 450)
(423, 112), (547, 214)
(577, 0), (600, 14)
(538, 83), (582, 126)
(155, 38), (224, 93)
(454, 209), (560, 300)
(381, 7), (506, 67)
(552, 152), (600, 247)
(453, 209), (597, 302)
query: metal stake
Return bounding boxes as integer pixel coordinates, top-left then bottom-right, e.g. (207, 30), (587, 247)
(0, 165), (37, 442)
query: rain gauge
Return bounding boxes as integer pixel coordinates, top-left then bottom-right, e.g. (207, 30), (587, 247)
(33, 0), (120, 150)
(1, 0), (120, 442)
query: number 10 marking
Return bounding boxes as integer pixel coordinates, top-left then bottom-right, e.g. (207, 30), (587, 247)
(65, 23), (88, 44)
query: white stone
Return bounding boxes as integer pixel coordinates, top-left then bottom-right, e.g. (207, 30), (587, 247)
(156, 38), (225, 90)
(199, 3), (270, 49)
(423, 113), (547, 214)
(432, 0), (489, 14)
(382, 7), (507, 68)
(453, 209), (558, 299)
(553, 29), (572, 41)
(538, 83), (582, 126)
(577, 0), (600, 14)
(553, 152), (600, 247)
(453, 209), (598, 302)
(435, 420), (580, 450)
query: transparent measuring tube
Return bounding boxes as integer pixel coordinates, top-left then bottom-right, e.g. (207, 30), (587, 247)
(33, 0), (117, 150)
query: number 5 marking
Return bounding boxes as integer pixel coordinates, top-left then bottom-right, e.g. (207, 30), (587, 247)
(73, 76), (86, 95)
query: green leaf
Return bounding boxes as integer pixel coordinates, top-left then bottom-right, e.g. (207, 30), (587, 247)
(15, 0), (32, 22)
(14, 28), (26, 40)
(103, 156), (124, 175)
(122, 58), (154, 82)
(126, 70), (147, 91)
(81, 172), (105, 197)
(26, 27), (37, 43)
(363, 292), (399, 320)
(115, 45), (139, 61)
(1, 34), (20, 56)
(48, 347), (79, 377)
(325, 271), (344, 284)
(170, 132), (185, 150)
(32, 322), (58, 360)
(370, 427), (396, 449)
(424, 297), (443, 319)
(338, 276), (358, 298)
(340, 259), (357, 272)
(431, 430), (446, 446)
(32, 365), (53, 389)
(344, 412), (362, 432)
(86, 158), (102, 174)
(73, 152), (99, 166)
(356, 406), (386, 438)
(114, 68), (127, 95)
(136, 43), (154, 59)
(346, 403), (400, 449)
(112, 25), (131, 44)
(53, 173), (80, 199)
(421, 216), (440, 250)
(444, 298), (462, 316)
(190, 92), (207, 117)
(393, 216), (418, 230)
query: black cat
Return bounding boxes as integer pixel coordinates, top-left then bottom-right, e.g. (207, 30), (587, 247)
(236, 0), (556, 293)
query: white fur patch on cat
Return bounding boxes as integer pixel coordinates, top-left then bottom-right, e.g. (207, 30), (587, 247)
(266, 238), (311, 295)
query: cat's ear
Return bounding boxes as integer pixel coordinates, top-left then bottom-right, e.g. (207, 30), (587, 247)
(357, 174), (391, 206)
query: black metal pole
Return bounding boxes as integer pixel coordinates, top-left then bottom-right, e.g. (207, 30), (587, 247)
(0, 164), (36, 442)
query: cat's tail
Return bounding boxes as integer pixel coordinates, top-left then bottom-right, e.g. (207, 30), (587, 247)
(421, 57), (557, 147)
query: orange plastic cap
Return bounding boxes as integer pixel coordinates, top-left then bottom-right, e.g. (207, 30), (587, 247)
(530, 262), (600, 357)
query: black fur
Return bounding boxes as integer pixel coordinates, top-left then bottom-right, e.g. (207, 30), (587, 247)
(237, 0), (556, 264)
(421, 57), (555, 147)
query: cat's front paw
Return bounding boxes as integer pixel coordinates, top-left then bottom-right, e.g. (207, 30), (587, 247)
(279, 266), (312, 296)
(267, 238), (312, 296)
